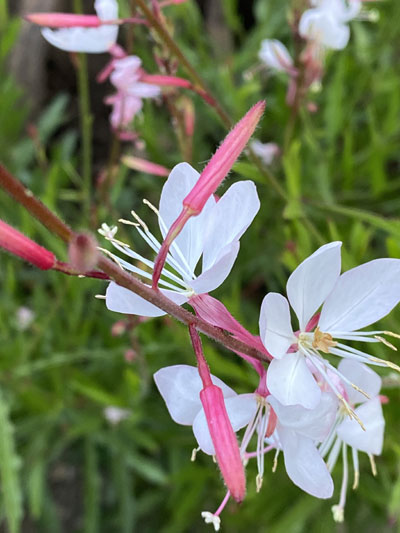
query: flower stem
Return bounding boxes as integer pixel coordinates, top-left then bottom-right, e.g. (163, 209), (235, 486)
(74, 0), (93, 223)
(0, 164), (268, 363)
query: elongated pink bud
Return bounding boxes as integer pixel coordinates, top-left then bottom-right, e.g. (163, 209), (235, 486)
(200, 385), (246, 502)
(122, 156), (170, 177)
(0, 220), (55, 270)
(152, 101), (265, 288)
(184, 100), (265, 214)
(25, 13), (101, 28)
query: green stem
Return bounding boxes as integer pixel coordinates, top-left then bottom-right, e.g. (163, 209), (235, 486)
(74, 0), (93, 223)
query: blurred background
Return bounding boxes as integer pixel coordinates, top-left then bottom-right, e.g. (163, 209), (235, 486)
(1, 0), (400, 531)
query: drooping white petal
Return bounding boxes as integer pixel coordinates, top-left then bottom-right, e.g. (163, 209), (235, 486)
(267, 352), (321, 409)
(192, 393), (257, 455)
(338, 360), (382, 405)
(258, 39), (294, 72)
(159, 163), (215, 271)
(126, 83), (161, 99)
(154, 365), (237, 427)
(268, 392), (338, 441)
(190, 242), (239, 294)
(336, 398), (385, 455)
(279, 427), (334, 498)
(259, 293), (294, 359)
(95, 0), (118, 20)
(105, 282), (188, 317)
(319, 258), (400, 333)
(201, 181), (260, 272)
(286, 242), (342, 330)
(299, 9), (350, 50)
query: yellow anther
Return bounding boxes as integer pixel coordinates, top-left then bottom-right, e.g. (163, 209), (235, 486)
(312, 327), (337, 353)
(131, 210), (149, 232)
(368, 454), (377, 477)
(352, 470), (359, 490)
(256, 474), (263, 492)
(375, 336), (397, 351)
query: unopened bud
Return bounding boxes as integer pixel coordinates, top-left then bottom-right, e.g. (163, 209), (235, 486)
(0, 220), (55, 270)
(68, 233), (98, 272)
(25, 13), (101, 28)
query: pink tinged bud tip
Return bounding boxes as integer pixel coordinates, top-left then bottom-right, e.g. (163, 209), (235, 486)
(68, 233), (99, 272)
(151, 101), (265, 289)
(0, 220), (55, 270)
(25, 13), (101, 28)
(200, 385), (246, 502)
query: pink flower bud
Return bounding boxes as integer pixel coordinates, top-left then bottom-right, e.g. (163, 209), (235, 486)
(184, 100), (265, 214)
(0, 220), (55, 270)
(152, 101), (265, 288)
(200, 384), (246, 502)
(25, 13), (101, 28)
(68, 233), (99, 272)
(122, 156), (170, 177)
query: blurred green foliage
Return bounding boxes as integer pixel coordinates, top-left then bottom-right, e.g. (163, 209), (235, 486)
(1, 0), (400, 531)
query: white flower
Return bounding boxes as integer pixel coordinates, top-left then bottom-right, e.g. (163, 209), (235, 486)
(299, 8), (351, 50)
(260, 242), (400, 409)
(319, 360), (384, 521)
(103, 163), (260, 317)
(153, 365), (257, 455)
(250, 140), (280, 166)
(41, 0), (119, 53)
(16, 306), (35, 330)
(103, 406), (131, 425)
(258, 39), (294, 73)
(267, 391), (338, 498)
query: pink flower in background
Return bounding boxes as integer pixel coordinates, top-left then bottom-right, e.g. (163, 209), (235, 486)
(105, 56), (161, 130)
(40, 0), (119, 53)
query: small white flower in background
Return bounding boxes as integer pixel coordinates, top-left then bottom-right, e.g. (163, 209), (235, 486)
(153, 365), (257, 455)
(250, 140), (280, 166)
(42, 0), (119, 53)
(16, 306), (35, 330)
(319, 360), (385, 522)
(300, 0), (361, 50)
(260, 241), (400, 410)
(258, 39), (294, 73)
(101, 163), (260, 317)
(103, 406), (130, 425)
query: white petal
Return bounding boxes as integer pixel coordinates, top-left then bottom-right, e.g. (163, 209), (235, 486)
(299, 9), (350, 50)
(336, 398), (385, 455)
(258, 39), (293, 72)
(267, 352), (321, 409)
(192, 409), (215, 454)
(95, 0), (118, 20)
(41, 25), (118, 53)
(224, 394), (259, 429)
(286, 242), (342, 330)
(279, 427), (334, 498)
(319, 258), (400, 333)
(126, 83), (161, 99)
(201, 181), (260, 271)
(159, 163), (215, 271)
(259, 293), (294, 359)
(338, 360), (382, 404)
(190, 242), (239, 294)
(105, 282), (188, 317)
(154, 365), (237, 427)
(268, 392), (338, 441)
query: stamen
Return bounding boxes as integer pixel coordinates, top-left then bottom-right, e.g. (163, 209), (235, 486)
(94, 294), (106, 299)
(369, 356), (400, 373)
(98, 247), (124, 270)
(191, 447), (200, 462)
(374, 336), (397, 351)
(352, 448), (359, 490)
(331, 443), (348, 523)
(256, 474), (263, 492)
(118, 218), (139, 227)
(383, 331), (400, 340)
(368, 454), (377, 477)
(312, 327), (337, 353)
(272, 449), (280, 473)
(201, 512), (221, 531)
(131, 209), (149, 232)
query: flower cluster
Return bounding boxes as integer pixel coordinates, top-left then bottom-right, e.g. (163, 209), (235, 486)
(101, 159), (400, 528)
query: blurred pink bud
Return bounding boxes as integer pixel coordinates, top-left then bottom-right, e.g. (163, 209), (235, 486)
(111, 320), (127, 336)
(0, 220), (55, 270)
(122, 156), (170, 177)
(200, 384), (246, 502)
(25, 13), (101, 28)
(68, 233), (99, 272)
(124, 349), (137, 362)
